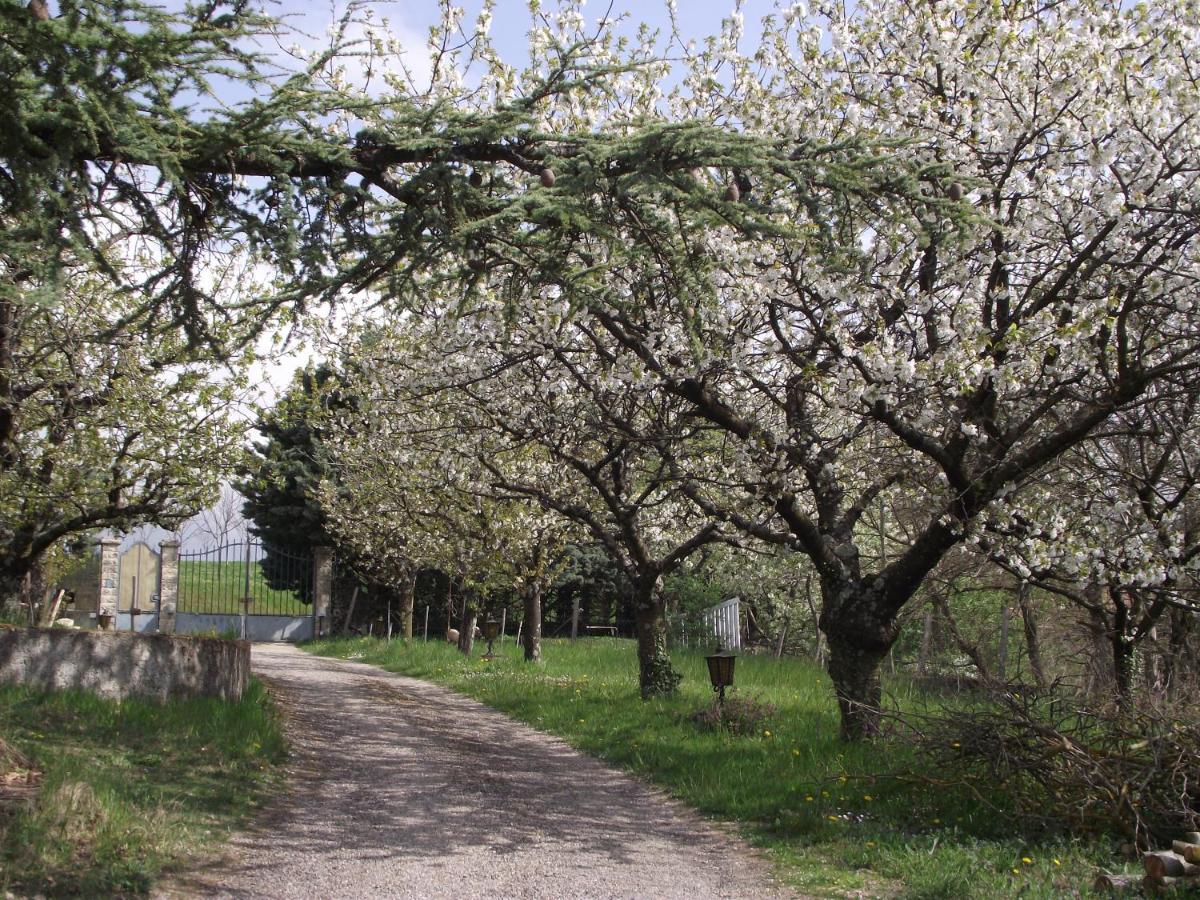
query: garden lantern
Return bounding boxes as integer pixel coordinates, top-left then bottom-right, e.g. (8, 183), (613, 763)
(482, 618), (500, 659)
(705, 652), (736, 704)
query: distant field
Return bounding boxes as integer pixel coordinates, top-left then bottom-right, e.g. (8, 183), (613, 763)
(176, 560), (310, 616)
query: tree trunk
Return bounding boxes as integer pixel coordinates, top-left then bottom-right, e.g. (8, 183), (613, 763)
(931, 589), (991, 679)
(917, 605), (934, 676)
(1017, 584), (1047, 692)
(634, 580), (679, 698)
(1164, 607), (1193, 699)
(523, 579), (543, 663)
(400, 570), (415, 645)
(1112, 592), (1134, 702)
(571, 594), (581, 638)
(819, 579), (901, 741)
(1143, 624), (1162, 696)
(998, 602), (1010, 683)
(1082, 599), (1112, 699)
(1112, 633), (1134, 702)
(457, 590), (476, 656)
(36, 588), (65, 628)
(341, 584), (360, 635)
(826, 635), (888, 741)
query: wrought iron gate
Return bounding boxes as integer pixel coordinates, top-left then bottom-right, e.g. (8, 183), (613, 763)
(177, 541), (314, 639)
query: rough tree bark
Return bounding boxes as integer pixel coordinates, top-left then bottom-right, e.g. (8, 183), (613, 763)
(819, 584), (899, 741)
(633, 575), (680, 699)
(457, 589), (476, 656)
(1110, 587), (1135, 703)
(523, 579), (543, 663)
(1017, 584), (1047, 692)
(824, 636), (889, 741)
(1164, 607), (1194, 700)
(400, 570), (415, 645)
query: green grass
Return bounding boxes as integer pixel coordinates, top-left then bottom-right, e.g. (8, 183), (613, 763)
(0, 679), (287, 897)
(177, 560), (309, 616)
(306, 636), (1137, 898)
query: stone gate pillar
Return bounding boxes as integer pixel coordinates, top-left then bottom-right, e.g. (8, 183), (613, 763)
(158, 539), (180, 634)
(313, 547), (333, 638)
(98, 537), (120, 629)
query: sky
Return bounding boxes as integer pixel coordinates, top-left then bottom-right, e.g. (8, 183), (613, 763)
(267, 1), (784, 66)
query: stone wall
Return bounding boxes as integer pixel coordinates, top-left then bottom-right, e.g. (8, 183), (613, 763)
(0, 625), (250, 703)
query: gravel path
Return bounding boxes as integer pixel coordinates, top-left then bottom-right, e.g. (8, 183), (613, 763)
(161, 643), (793, 900)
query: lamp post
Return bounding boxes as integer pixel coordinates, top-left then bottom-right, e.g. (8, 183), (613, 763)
(481, 618), (500, 659)
(705, 651), (736, 706)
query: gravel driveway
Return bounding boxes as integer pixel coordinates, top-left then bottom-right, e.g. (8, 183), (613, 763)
(160, 643), (793, 899)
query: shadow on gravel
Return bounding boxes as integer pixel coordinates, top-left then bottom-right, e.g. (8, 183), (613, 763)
(191, 648), (724, 894)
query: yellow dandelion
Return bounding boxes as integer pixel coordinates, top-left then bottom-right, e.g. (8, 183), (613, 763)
(1053, 859), (1061, 866)
(792, 748), (800, 756)
(821, 790), (830, 798)
(805, 796), (814, 802)
(931, 818), (941, 825)
(577, 718), (586, 724)
(1021, 857), (1033, 865)
(1011, 868), (1020, 876)
(866, 841), (877, 848)
(863, 794), (873, 801)
(827, 815), (839, 822)
(763, 730), (772, 737)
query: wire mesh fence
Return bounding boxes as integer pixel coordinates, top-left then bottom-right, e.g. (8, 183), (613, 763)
(177, 541), (313, 616)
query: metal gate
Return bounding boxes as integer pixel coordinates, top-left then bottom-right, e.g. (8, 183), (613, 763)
(116, 542), (162, 633)
(176, 541), (315, 641)
(702, 597), (742, 651)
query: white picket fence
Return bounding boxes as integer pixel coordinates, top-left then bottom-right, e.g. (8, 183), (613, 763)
(701, 597), (742, 650)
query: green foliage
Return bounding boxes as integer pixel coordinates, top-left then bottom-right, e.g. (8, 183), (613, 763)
(0, 679), (286, 896)
(0, 0), (357, 339)
(238, 366), (345, 555)
(0, 0), (355, 591)
(238, 366), (350, 601)
(663, 570), (724, 620)
(551, 544), (631, 627)
(307, 637), (1132, 897)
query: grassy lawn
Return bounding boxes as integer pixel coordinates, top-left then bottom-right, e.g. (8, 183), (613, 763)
(0, 679), (287, 897)
(177, 560), (309, 616)
(307, 636), (1136, 898)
